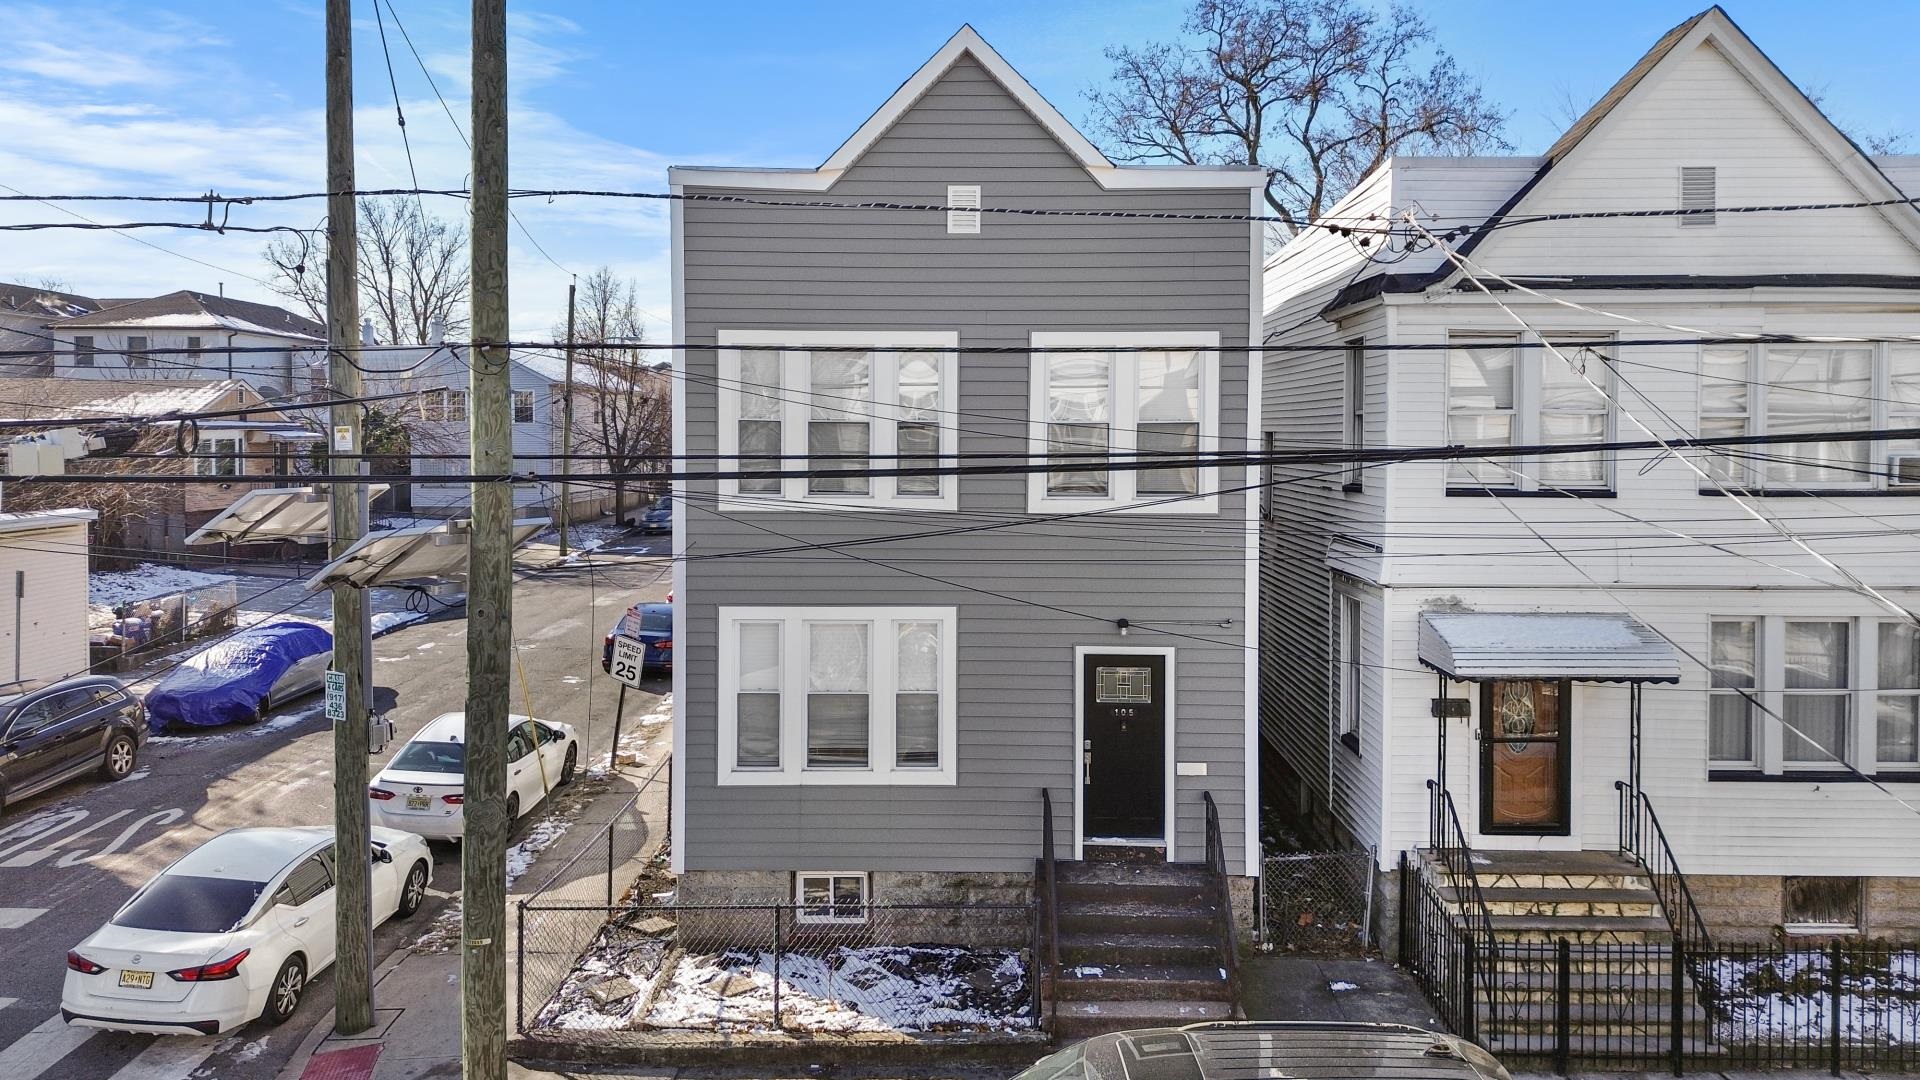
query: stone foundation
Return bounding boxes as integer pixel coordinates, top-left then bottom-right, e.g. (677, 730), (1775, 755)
(676, 869), (1035, 949)
(1688, 874), (1920, 944)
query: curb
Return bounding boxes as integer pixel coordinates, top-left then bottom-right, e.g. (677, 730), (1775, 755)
(273, 945), (415, 1080)
(507, 1030), (1052, 1069)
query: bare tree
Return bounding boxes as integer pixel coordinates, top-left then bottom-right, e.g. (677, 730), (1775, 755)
(558, 267), (670, 523)
(1088, 0), (1508, 237)
(1800, 82), (1911, 156)
(263, 196), (470, 344)
(4, 429), (181, 570)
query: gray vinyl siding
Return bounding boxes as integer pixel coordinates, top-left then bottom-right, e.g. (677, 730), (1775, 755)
(680, 56), (1255, 874)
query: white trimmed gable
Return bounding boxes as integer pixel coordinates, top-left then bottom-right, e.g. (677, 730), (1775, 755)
(1471, 13), (1920, 278)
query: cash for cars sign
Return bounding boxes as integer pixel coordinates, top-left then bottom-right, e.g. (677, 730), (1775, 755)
(325, 669), (348, 724)
(609, 635), (647, 688)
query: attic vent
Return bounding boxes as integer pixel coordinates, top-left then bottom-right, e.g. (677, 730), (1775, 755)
(1680, 166), (1716, 226)
(946, 185), (981, 235)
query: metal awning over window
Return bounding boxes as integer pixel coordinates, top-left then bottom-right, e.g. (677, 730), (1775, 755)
(1417, 612), (1682, 684)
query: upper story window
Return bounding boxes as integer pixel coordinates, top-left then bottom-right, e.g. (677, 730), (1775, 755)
(420, 389), (468, 423)
(186, 336), (203, 364)
(717, 606), (957, 786)
(1707, 614), (1920, 776)
(1028, 332), (1221, 514)
(1445, 334), (1613, 494)
(1700, 343), (1920, 491)
(127, 336), (150, 369)
(195, 435), (242, 477)
(1344, 341), (1366, 489)
(718, 330), (958, 511)
(512, 390), (536, 424)
(73, 336), (95, 368)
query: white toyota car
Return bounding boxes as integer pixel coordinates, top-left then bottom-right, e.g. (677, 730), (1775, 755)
(61, 826), (431, 1035)
(368, 712), (579, 840)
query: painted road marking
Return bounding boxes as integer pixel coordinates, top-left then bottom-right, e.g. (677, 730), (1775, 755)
(0, 909), (46, 929)
(0, 1014), (97, 1080)
(0, 808), (184, 870)
(0, 997), (15, 1011)
(106, 1034), (221, 1080)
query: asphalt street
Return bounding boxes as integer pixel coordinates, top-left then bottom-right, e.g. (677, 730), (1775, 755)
(0, 533), (671, 1080)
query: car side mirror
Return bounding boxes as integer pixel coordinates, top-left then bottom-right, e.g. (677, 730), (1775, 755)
(372, 847), (393, 864)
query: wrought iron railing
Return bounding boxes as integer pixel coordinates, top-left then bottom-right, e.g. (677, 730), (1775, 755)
(1616, 780), (1713, 958)
(1036, 787), (1060, 1030)
(1201, 791), (1240, 1000)
(1423, 779), (1500, 1040)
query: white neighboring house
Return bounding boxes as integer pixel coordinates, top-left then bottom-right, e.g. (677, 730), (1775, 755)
(349, 326), (613, 522)
(1261, 7), (1920, 942)
(45, 291), (325, 403)
(0, 510), (97, 685)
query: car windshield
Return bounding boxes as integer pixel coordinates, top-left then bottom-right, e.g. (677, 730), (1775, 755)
(113, 875), (268, 934)
(390, 740), (465, 775)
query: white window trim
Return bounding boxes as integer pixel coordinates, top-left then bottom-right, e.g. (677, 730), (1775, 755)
(1338, 594), (1362, 741)
(195, 435), (243, 477)
(794, 871), (870, 924)
(1071, 645), (1177, 862)
(1445, 332), (1616, 492)
(1696, 341), (1915, 492)
(716, 329), (960, 511)
(512, 389), (537, 424)
(1343, 340), (1365, 488)
(1027, 331), (1222, 514)
(717, 605), (958, 786)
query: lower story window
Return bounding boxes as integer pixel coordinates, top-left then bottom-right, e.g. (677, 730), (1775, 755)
(1783, 875), (1862, 933)
(795, 872), (869, 924)
(719, 606), (957, 785)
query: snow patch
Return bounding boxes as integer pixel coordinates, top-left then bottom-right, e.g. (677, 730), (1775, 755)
(371, 611), (427, 635)
(148, 702), (326, 745)
(90, 564), (227, 608)
(1329, 980), (1359, 992)
(123, 767), (151, 782)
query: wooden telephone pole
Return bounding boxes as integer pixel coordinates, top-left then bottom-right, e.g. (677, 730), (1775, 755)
(558, 279), (576, 556)
(463, 0), (512, 1076)
(325, 0), (375, 1037)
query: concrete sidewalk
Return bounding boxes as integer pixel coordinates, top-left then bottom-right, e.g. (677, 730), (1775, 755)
(278, 753), (672, 1080)
(1238, 954), (1446, 1029)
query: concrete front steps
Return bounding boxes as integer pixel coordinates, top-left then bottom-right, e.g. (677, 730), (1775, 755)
(1424, 849), (1719, 1059)
(1048, 851), (1237, 1038)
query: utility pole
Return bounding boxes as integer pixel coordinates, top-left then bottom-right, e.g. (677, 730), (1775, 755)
(325, 0), (374, 1037)
(558, 278), (576, 557)
(463, 0), (511, 1077)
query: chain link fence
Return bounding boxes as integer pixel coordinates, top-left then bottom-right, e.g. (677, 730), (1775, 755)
(1260, 848), (1376, 955)
(519, 902), (1040, 1038)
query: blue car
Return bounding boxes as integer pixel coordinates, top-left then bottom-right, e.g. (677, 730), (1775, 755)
(601, 602), (672, 675)
(145, 620), (335, 731)
(639, 497), (672, 534)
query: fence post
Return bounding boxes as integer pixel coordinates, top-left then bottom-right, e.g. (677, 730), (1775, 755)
(772, 906), (784, 1032)
(1461, 935), (1478, 1044)
(1829, 940), (1843, 1077)
(514, 900), (526, 1034)
(1397, 851), (1411, 969)
(1555, 938), (1570, 1076)
(606, 820), (616, 908)
(1670, 943), (1685, 1077)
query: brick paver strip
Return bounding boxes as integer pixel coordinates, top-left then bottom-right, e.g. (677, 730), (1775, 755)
(299, 1043), (384, 1080)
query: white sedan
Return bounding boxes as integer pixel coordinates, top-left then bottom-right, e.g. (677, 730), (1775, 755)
(368, 712), (579, 840)
(61, 826), (431, 1035)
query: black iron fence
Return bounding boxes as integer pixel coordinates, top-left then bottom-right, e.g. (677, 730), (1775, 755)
(1399, 860), (1920, 1073)
(516, 901), (1042, 1038)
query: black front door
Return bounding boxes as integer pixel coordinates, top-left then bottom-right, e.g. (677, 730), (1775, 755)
(1082, 653), (1166, 842)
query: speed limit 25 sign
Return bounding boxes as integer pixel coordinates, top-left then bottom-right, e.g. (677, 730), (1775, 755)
(609, 635), (647, 688)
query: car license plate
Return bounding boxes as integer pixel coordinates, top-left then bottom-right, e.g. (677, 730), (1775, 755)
(405, 794), (431, 810)
(118, 969), (154, 990)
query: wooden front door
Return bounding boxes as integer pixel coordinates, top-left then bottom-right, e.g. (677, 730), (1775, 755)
(1082, 653), (1166, 842)
(1479, 679), (1572, 835)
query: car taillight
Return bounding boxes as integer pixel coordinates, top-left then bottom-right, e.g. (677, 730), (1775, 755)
(67, 951), (106, 974)
(167, 949), (249, 983)
(442, 793), (464, 805)
(658, 640), (673, 650)
(368, 787), (397, 801)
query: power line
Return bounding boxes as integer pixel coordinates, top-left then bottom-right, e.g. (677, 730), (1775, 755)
(371, 0), (426, 219)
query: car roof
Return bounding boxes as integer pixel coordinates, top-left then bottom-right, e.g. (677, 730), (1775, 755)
(626, 602), (671, 617)
(166, 827), (330, 881)
(1074, 1022), (1506, 1080)
(413, 711), (544, 743)
(0, 674), (122, 706)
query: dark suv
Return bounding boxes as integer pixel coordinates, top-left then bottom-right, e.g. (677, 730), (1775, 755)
(0, 676), (146, 811)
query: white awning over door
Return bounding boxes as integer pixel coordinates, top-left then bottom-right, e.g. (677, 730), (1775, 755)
(1417, 612), (1682, 684)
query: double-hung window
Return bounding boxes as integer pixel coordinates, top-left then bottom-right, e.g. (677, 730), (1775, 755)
(1878, 622), (1920, 770)
(420, 389), (468, 423)
(195, 435), (242, 477)
(127, 336), (150, 369)
(1344, 342), (1366, 488)
(1699, 343), (1919, 491)
(718, 606), (957, 785)
(1782, 620), (1849, 765)
(1708, 619), (1758, 765)
(1336, 594), (1361, 750)
(73, 335), (95, 368)
(1028, 332), (1220, 512)
(512, 390), (535, 424)
(1445, 334), (1613, 492)
(718, 331), (957, 509)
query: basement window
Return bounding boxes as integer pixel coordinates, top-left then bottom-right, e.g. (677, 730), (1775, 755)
(795, 872), (868, 924)
(1782, 876), (1861, 934)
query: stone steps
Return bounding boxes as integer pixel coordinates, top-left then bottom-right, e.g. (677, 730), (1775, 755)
(1052, 998), (1234, 1039)
(1442, 885), (1661, 919)
(1057, 961), (1229, 1002)
(1485, 914), (1675, 944)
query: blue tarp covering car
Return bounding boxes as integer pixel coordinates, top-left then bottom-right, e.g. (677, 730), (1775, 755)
(145, 620), (335, 732)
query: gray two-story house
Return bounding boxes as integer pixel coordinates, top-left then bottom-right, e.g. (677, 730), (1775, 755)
(668, 27), (1263, 1032)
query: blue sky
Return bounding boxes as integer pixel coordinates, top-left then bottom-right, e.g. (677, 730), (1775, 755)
(0, 0), (1913, 336)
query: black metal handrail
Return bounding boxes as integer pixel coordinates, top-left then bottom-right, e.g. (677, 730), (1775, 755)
(1201, 791), (1240, 998)
(1615, 780), (1712, 956)
(1424, 779), (1500, 1039)
(1038, 787), (1060, 1030)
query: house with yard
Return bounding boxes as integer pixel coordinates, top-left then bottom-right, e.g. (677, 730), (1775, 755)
(44, 290), (326, 402)
(1258, 3), (1920, 1021)
(0, 377), (319, 560)
(669, 26), (1263, 1035)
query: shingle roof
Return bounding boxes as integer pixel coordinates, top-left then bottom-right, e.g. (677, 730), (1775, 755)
(59, 290), (325, 341)
(0, 376), (254, 420)
(0, 283), (101, 319)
